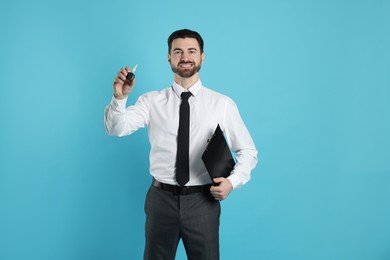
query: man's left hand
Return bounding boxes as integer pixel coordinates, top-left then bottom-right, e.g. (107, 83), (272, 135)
(210, 177), (233, 201)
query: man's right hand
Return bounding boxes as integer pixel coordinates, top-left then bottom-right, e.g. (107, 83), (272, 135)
(113, 66), (136, 100)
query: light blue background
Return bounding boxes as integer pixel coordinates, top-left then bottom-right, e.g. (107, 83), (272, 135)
(1, 0), (389, 259)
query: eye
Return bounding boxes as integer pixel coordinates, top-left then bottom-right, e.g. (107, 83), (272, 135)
(173, 50), (182, 55)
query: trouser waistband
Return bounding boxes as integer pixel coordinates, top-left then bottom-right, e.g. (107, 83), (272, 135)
(152, 178), (212, 195)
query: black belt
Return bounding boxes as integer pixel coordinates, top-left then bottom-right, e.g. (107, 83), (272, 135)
(152, 178), (211, 195)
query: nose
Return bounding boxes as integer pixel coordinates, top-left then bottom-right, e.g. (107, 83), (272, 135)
(180, 51), (189, 61)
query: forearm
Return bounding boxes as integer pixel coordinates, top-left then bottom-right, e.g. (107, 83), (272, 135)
(223, 98), (258, 189)
(104, 92), (151, 137)
(104, 97), (130, 136)
(227, 148), (258, 189)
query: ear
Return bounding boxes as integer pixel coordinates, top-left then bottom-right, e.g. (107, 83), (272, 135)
(201, 52), (205, 64)
(168, 53), (171, 63)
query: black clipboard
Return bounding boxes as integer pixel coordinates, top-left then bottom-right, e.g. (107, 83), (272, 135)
(201, 124), (235, 179)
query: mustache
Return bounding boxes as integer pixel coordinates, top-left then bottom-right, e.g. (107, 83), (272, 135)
(178, 61), (194, 65)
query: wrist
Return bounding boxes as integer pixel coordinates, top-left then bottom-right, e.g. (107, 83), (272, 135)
(113, 93), (128, 100)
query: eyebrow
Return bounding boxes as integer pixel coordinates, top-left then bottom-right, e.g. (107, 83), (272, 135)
(172, 47), (198, 52)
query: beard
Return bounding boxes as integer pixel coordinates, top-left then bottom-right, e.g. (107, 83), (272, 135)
(170, 61), (202, 78)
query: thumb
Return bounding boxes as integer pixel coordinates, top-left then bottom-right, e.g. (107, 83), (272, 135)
(213, 177), (224, 183)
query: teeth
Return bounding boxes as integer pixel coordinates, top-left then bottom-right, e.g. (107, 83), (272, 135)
(180, 63), (193, 68)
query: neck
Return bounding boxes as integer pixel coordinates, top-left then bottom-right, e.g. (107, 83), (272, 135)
(174, 74), (199, 89)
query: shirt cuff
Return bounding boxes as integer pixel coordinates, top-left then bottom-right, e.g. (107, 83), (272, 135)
(111, 96), (128, 111)
(227, 172), (243, 190)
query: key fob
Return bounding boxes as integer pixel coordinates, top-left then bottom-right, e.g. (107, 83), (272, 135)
(126, 72), (135, 82)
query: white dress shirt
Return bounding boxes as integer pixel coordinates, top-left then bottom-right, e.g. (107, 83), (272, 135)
(104, 79), (258, 189)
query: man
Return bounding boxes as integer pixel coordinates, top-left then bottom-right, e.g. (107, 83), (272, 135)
(104, 29), (257, 260)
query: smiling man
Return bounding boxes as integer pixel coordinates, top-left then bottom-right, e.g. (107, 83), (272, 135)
(104, 29), (258, 260)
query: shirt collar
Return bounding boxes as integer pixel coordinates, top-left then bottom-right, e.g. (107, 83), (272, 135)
(172, 79), (202, 97)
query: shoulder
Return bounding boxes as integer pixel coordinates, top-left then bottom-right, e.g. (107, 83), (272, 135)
(135, 87), (175, 108)
(138, 86), (172, 99)
(201, 85), (236, 105)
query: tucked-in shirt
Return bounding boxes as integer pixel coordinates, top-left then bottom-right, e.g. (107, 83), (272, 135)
(104, 79), (258, 189)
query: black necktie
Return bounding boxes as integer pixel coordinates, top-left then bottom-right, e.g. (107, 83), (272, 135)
(176, 92), (192, 186)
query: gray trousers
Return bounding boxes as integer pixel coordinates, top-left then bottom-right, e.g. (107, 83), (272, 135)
(144, 184), (221, 260)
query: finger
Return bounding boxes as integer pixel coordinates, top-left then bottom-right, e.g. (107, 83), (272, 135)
(211, 193), (219, 199)
(211, 191), (222, 198)
(130, 77), (136, 86)
(120, 68), (128, 77)
(117, 71), (127, 81)
(213, 178), (224, 184)
(114, 78), (124, 85)
(210, 186), (218, 192)
(210, 185), (222, 192)
(125, 66), (130, 73)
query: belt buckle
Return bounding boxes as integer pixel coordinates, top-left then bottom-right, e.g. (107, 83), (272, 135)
(175, 186), (188, 195)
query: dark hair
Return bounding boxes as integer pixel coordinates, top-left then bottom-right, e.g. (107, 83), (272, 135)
(168, 29), (204, 53)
